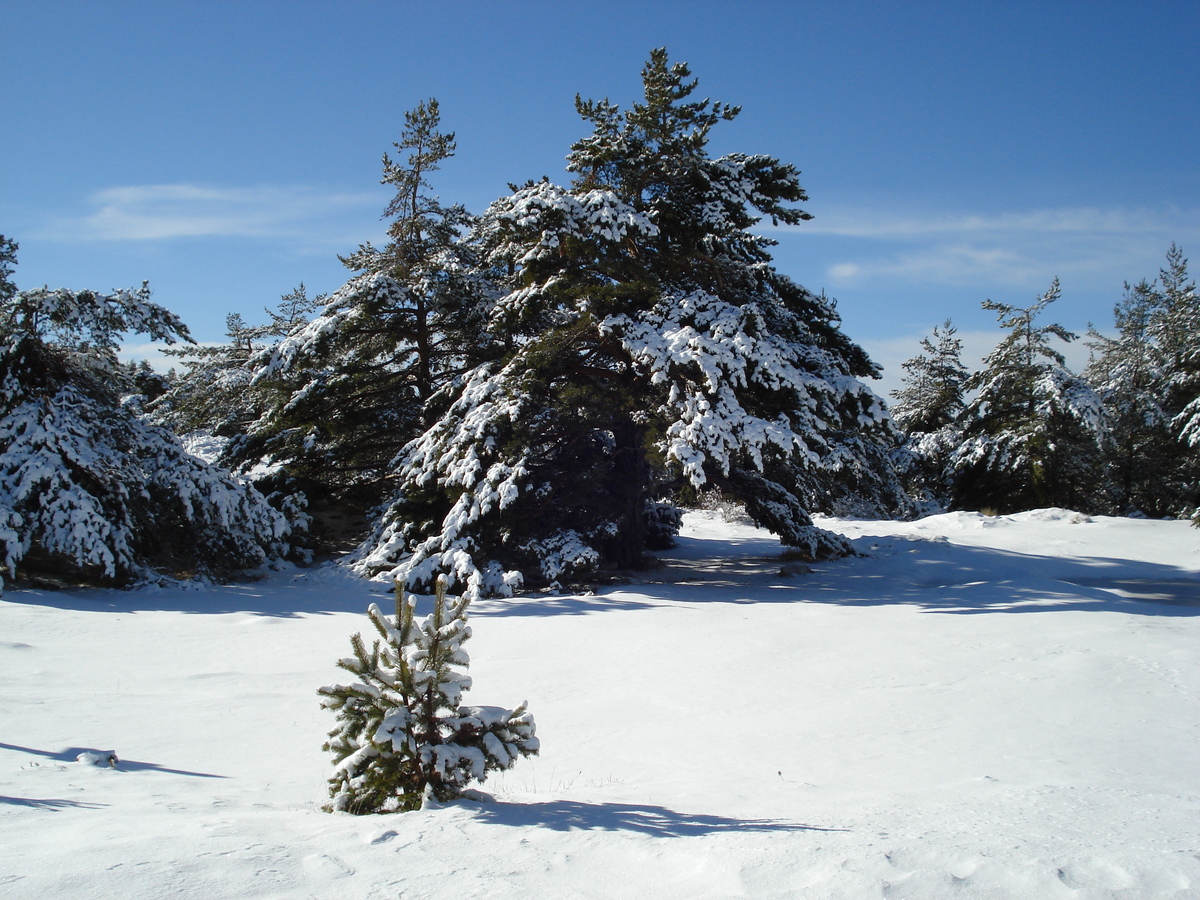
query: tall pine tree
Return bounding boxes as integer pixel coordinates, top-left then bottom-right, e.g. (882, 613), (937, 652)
(353, 50), (899, 596)
(244, 101), (493, 507)
(1156, 245), (1200, 512)
(891, 319), (969, 508)
(1085, 278), (1173, 514)
(891, 319), (968, 434)
(1088, 245), (1200, 516)
(951, 280), (1104, 513)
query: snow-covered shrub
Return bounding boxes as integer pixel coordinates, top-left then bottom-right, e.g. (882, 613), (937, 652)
(692, 488), (753, 524)
(0, 241), (295, 591)
(643, 500), (683, 550)
(0, 384), (294, 588)
(318, 577), (538, 814)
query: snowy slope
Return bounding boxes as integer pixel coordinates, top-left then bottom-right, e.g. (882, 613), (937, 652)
(2, 510), (1198, 899)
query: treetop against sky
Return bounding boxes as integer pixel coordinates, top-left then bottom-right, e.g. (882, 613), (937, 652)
(4, 1), (1197, 394)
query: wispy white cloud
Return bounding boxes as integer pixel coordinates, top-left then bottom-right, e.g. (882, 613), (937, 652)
(789, 206), (1192, 239)
(770, 204), (1200, 291)
(840, 243), (1047, 287)
(44, 183), (381, 245)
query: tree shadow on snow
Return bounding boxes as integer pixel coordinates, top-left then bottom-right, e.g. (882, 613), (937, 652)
(807, 539), (1200, 617)
(466, 798), (845, 836)
(3, 533), (1197, 619)
(0, 795), (109, 811)
(0, 568), (379, 617)
(0, 571), (663, 619)
(470, 592), (659, 617)
(631, 535), (1200, 618)
(0, 742), (228, 778)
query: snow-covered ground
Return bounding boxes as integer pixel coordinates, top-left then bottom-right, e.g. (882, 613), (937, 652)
(2, 509), (1198, 899)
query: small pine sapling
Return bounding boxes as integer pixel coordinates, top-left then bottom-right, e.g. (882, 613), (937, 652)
(318, 576), (538, 813)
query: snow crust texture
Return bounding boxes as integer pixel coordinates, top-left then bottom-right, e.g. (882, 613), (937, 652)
(2, 511), (1198, 899)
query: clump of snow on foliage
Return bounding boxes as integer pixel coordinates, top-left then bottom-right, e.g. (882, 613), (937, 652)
(520, 529), (601, 583)
(479, 181), (658, 270)
(602, 290), (888, 489)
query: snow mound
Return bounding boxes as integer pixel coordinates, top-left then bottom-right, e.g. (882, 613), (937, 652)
(1007, 507), (1093, 524)
(913, 508), (1094, 533)
(911, 511), (993, 531)
(74, 750), (118, 768)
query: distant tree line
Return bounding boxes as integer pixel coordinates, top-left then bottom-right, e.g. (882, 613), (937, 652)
(890, 245), (1200, 523)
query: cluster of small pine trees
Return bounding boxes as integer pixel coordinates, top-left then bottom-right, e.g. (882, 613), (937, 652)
(890, 247), (1200, 520)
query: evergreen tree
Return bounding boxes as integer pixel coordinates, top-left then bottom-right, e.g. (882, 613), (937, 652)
(262, 282), (324, 342)
(1156, 245), (1200, 512)
(0, 236), (22, 582)
(1085, 245), (1199, 516)
(0, 241), (296, 591)
(125, 359), (171, 404)
(951, 280), (1104, 513)
(153, 311), (262, 441)
(318, 577), (538, 813)
(890, 320), (969, 507)
(1085, 278), (1173, 514)
(153, 287), (322, 441)
(1153, 244), (1200, 403)
(891, 320), (968, 433)
(0, 236), (16, 307)
(245, 101), (492, 503)
(353, 50), (900, 596)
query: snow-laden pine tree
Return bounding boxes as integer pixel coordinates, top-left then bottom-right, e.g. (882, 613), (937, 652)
(1154, 246), (1200, 513)
(890, 320), (969, 509)
(353, 50), (900, 596)
(1085, 278), (1175, 515)
(0, 238), (296, 592)
(891, 320), (969, 434)
(244, 101), (493, 507)
(951, 280), (1105, 513)
(318, 577), (538, 813)
(154, 313), (262, 444)
(1085, 245), (1199, 516)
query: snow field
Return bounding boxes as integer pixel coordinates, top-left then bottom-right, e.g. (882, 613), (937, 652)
(2, 511), (1198, 898)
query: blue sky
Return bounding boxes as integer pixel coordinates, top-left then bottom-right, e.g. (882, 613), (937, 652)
(4, 1), (1198, 397)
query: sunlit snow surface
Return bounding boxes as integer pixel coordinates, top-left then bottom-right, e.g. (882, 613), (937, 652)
(2, 510), (1198, 898)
